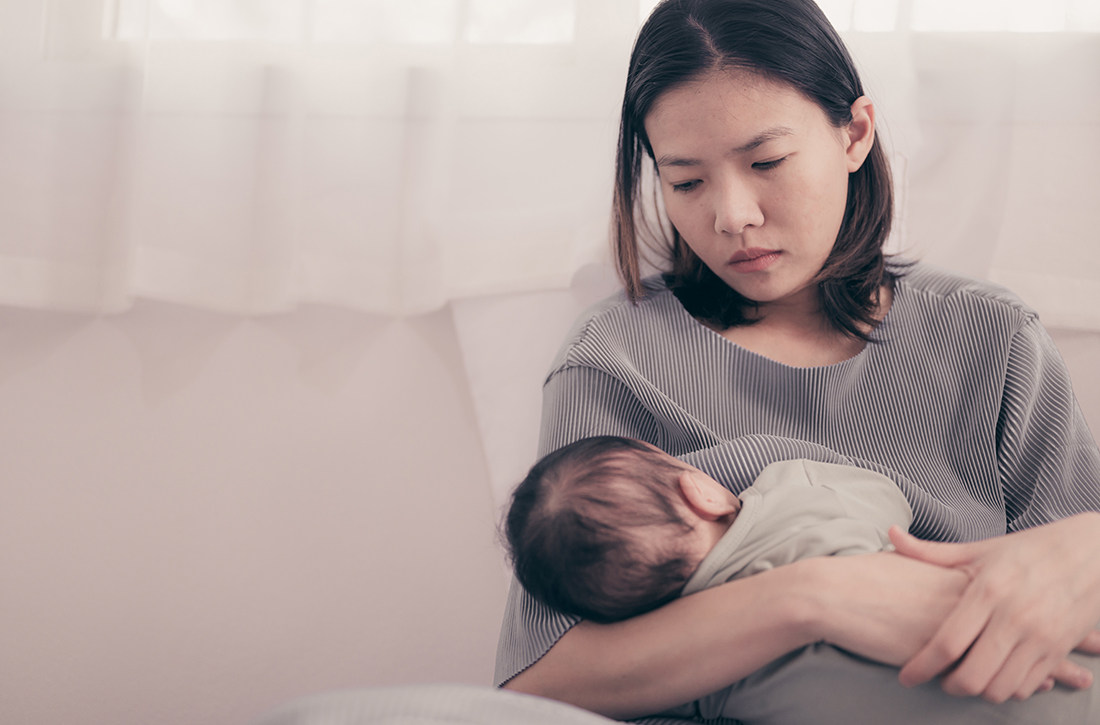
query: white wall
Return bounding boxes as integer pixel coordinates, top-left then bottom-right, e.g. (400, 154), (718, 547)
(0, 302), (508, 725)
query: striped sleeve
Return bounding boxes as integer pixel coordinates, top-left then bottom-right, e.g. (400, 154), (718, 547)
(497, 364), (654, 687)
(538, 366), (663, 457)
(501, 365), (816, 687)
(999, 317), (1100, 530)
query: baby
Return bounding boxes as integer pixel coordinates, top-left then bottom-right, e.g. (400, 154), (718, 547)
(503, 442), (1100, 723)
(504, 435), (912, 625)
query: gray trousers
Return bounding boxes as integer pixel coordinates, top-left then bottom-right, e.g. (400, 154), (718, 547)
(650, 644), (1100, 725)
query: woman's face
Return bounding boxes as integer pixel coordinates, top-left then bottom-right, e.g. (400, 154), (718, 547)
(644, 70), (874, 310)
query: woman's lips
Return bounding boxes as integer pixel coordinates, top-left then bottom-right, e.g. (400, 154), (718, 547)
(728, 248), (781, 273)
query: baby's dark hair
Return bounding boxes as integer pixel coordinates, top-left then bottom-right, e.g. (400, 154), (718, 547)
(504, 436), (698, 623)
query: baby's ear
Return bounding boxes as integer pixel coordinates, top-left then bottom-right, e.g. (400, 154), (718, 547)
(678, 470), (740, 520)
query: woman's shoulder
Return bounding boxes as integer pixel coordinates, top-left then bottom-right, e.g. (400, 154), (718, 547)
(893, 260), (1039, 325)
(546, 276), (686, 374)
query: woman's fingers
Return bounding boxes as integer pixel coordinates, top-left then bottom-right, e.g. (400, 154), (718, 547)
(1074, 629), (1100, 655)
(888, 526), (976, 567)
(975, 643), (1061, 703)
(900, 595), (1022, 697)
(1039, 629), (1100, 695)
(1047, 657), (1094, 691)
(899, 590), (1080, 700)
(893, 514), (1100, 702)
(896, 601), (987, 687)
(895, 547), (1007, 688)
(1012, 657), (1061, 701)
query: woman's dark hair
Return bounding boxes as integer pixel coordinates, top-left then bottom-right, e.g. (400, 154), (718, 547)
(613, 0), (900, 340)
(503, 436), (697, 623)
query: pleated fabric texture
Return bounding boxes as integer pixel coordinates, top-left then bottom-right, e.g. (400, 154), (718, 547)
(495, 261), (1100, 691)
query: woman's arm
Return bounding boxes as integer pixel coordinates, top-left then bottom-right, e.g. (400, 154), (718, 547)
(503, 363), (965, 718)
(504, 560), (819, 720)
(891, 516), (1100, 702)
(504, 552), (969, 720)
(892, 318), (1100, 702)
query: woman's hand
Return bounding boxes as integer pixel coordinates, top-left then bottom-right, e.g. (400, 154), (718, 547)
(889, 513), (1100, 703)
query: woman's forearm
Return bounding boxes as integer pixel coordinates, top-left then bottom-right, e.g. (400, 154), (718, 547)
(502, 559), (823, 720)
(812, 551), (969, 666)
(504, 552), (969, 720)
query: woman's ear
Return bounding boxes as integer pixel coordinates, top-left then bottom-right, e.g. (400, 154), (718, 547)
(678, 470), (741, 521)
(844, 96), (876, 173)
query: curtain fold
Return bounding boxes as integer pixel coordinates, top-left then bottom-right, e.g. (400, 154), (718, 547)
(0, 0), (1097, 328)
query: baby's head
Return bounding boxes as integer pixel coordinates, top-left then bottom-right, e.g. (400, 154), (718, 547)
(504, 436), (740, 623)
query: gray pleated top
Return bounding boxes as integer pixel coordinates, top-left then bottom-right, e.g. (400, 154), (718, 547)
(495, 262), (1100, 692)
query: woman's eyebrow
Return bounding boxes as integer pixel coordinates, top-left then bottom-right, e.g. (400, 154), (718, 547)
(733, 126), (794, 153)
(656, 155), (703, 168)
(655, 126), (795, 168)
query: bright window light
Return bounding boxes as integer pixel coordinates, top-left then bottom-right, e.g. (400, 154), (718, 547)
(637, 0), (1099, 32)
(311, 0), (461, 44)
(111, 0), (304, 41)
(108, 0), (576, 44)
(816, 0), (855, 31)
(638, 0), (660, 23)
(464, 0), (575, 44)
(913, 0), (1065, 31)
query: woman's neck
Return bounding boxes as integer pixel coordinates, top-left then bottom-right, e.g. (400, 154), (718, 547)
(709, 285), (892, 368)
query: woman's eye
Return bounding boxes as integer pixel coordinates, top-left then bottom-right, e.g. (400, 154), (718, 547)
(672, 180), (700, 193)
(752, 157), (788, 171)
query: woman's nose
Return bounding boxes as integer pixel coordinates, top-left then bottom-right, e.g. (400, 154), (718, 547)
(713, 177), (764, 235)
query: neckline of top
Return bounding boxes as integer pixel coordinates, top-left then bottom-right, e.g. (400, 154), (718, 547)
(666, 282), (902, 373)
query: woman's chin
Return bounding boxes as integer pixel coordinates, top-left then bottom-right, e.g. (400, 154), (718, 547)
(723, 281), (807, 308)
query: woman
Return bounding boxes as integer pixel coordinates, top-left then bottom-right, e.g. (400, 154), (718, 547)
(496, 0), (1100, 721)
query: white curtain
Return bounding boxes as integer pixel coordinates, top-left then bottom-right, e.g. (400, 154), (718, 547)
(0, 0), (636, 314)
(0, 0), (1097, 326)
(834, 0), (1100, 331)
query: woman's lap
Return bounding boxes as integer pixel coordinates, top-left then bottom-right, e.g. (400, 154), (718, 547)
(696, 644), (1100, 725)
